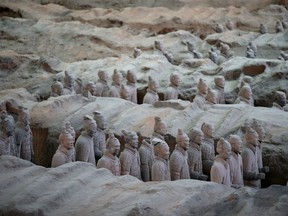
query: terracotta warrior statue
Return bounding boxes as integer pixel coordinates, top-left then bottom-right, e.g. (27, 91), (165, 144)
(242, 126), (265, 188)
(63, 71), (76, 95)
(151, 116), (167, 143)
(0, 111), (15, 156)
(187, 128), (208, 180)
(93, 111), (107, 162)
(246, 46), (256, 59)
(220, 42), (232, 58)
(235, 84), (253, 105)
(228, 135), (244, 188)
(143, 76), (159, 105)
(214, 23), (224, 33)
(272, 91), (286, 110)
(108, 69), (123, 98)
(51, 127), (75, 167)
(120, 84), (131, 100)
(193, 78), (208, 110)
(64, 121), (76, 141)
(210, 138), (231, 186)
(260, 23), (268, 34)
(83, 81), (97, 97)
(75, 115), (97, 165)
(119, 130), (141, 180)
(151, 138), (171, 181)
(138, 138), (155, 182)
(204, 88), (218, 111)
(126, 70), (137, 103)
(201, 122), (215, 176)
(214, 75), (225, 104)
(226, 19), (234, 30)
(170, 129), (190, 180)
(15, 107), (34, 161)
(95, 70), (109, 97)
(164, 72), (180, 100)
(50, 81), (64, 97)
(251, 119), (269, 174)
(248, 41), (257, 56)
(97, 132), (121, 176)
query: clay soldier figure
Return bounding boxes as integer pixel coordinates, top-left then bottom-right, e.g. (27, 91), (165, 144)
(193, 78), (208, 110)
(143, 76), (159, 105)
(108, 69), (123, 98)
(251, 119), (269, 174)
(83, 81), (97, 97)
(228, 135), (244, 188)
(93, 111), (107, 162)
(248, 41), (257, 56)
(50, 81), (64, 97)
(95, 70), (109, 97)
(201, 123), (215, 176)
(63, 71), (76, 95)
(138, 139), (155, 182)
(151, 116), (167, 143)
(170, 129), (190, 180)
(97, 132), (121, 176)
(187, 128), (208, 180)
(75, 115), (97, 165)
(272, 91), (286, 110)
(0, 112), (15, 156)
(120, 130), (141, 180)
(242, 127), (265, 188)
(120, 85), (131, 100)
(214, 75), (225, 104)
(235, 84), (253, 105)
(64, 121), (76, 141)
(276, 19), (284, 33)
(151, 138), (171, 181)
(220, 42), (232, 59)
(210, 138), (231, 186)
(164, 73), (180, 100)
(133, 47), (142, 58)
(126, 70), (137, 103)
(204, 88), (218, 111)
(226, 19), (234, 30)
(51, 128), (75, 167)
(214, 23), (224, 33)
(246, 46), (255, 59)
(15, 107), (34, 161)
(260, 23), (268, 34)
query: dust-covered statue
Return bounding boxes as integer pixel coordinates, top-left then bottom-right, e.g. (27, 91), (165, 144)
(143, 76), (159, 105)
(193, 78), (208, 110)
(95, 70), (109, 97)
(201, 122), (215, 176)
(108, 69), (123, 98)
(0, 111), (15, 156)
(126, 70), (138, 103)
(151, 116), (167, 143)
(138, 139), (155, 182)
(93, 111), (107, 162)
(164, 73), (180, 100)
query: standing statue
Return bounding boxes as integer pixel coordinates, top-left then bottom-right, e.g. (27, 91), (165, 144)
(214, 75), (225, 104)
(0, 111), (15, 156)
(120, 85), (131, 100)
(246, 47), (256, 59)
(201, 123), (215, 176)
(126, 70), (137, 103)
(272, 91), (286, 110)
(260, 23), (268, 34)
(220, 42), (233, 59)
(187, 128), (208, 180)
(235, 84), (253, 105)
(93, 111), (107, 162)
(151, 138), (171, 181)
(193, 78), (208, 110)
(242, 127), (265, 188)
(214, 23), (224, 33)
(138, 139), (155, 182)
(210, 138), (231, 186)
(170, 129), (190, 180)
(119, 130), (141, 180)
(204, 88), (218, 111)
(164, 73), (180, 100)
(63, 71), (76, 95)
(143, 76), (159, 105)
(226, 19), (235, 30)
(75, 115), (97, 165)
(97, 132), (121, 176)
(95, 70), (109, 97)
(228, 135), (243, 188)
(151, 116), (167, 143)
(50, 81), (64, 97)
(108, 69), (123, 98)
(83, 81), (97, 97)
(15, 107), (34, 161)
(192, 50), (203, 59)
(248, 41), (257, 56)
(64, 121), (76, 141)
(51, 128), (75, 167)
(279, 51), (288, 61)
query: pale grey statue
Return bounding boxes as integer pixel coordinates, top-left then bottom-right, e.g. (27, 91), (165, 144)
(151, 116), (167, 143)
(204, 88), (218, 111)
(75, 115), (97, 165)
(138, 139), (155, 182)
(126, 70), (137, 103)
(242, 127), (265, 188)
(65, 121), (76, 141)
(143, 76), (159, 105)
(214, 75), (225, 104)
(63, 71), (76, 95)
(119, 130), (141, 180)
(226, 19), (234, 30)
(93, 111), (107, 162)
(97, 132), (121, 176)
(164, 73), (180, 100)
(235, 84), (253, 105)
(15, 107), (34, 162)
(228, 135), (244, 188)
(50, 81), (64, 97)
(260, 23), (268, 34)
(210, 138), (231, 186)
(201, 122), (215, 176)
(108, 69), (123, 98)
(95, 70), (109, 97)
(170, 129), (190, 180)
(51, 128), (75, 167)
(151, 138), (171, 181)
(187, 128), (208, 180)
(83, 81), (97, 97)
(193, 78), (208, 110)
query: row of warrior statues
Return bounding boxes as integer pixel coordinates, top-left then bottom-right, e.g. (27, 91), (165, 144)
(0, 105), (269, 189)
